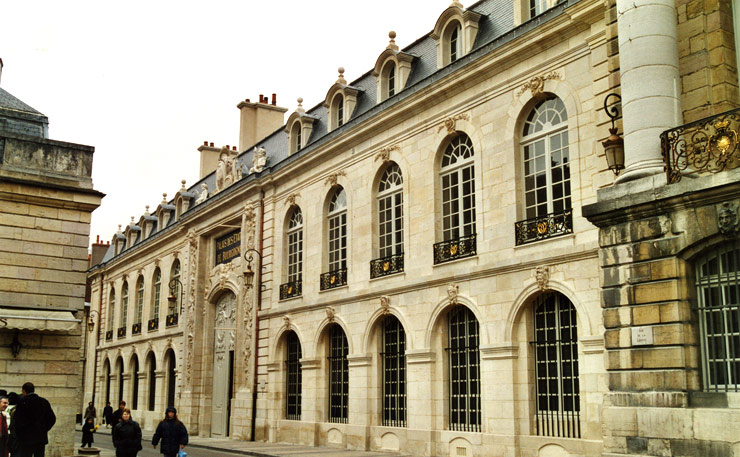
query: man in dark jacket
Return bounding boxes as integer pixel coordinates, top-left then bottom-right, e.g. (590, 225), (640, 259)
(110, 401), (126, 426)
(13, 382), (56, 457)
(103, 402), (113, 427)
(152, 407), (188, 457)
(112, 409), (141, 457)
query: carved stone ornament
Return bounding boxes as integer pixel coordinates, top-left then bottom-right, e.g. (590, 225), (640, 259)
(147, 340), (153, 352)
(718, 202), (740, 236)
(172, 251), (179, 260)
(166, 337), (173, 349)
(447, 284), (459, 305)
(216, 146), (242, 191)
(284, 193), (300, 207)
(375, 145), (400, 163)
(283, 315), (291, 328)
(249, 147), (267, 174)
(380, 296), (391, 314)
(437, 113), (470, 134)
(326, 306), (336, 322)
(536, 266), (550, 291)
(325, 170), (346, 187)
(195, 183), (208, 205)
(154, 259), (160, 267)
(517, 71), (562, 97)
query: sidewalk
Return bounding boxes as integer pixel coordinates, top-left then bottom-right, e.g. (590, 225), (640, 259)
(80, 425), (408, 457)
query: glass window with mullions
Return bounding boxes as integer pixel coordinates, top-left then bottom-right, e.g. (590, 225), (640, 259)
(378, 164), (403, 258)
(387, 63), (396, 97)
(120, 282), (129, 329)
(447, 306), (481, 432)
(449, 23), (461, 63)
(328, 324), (349, 423)
(522, 96), (570, 220)
(532, 292), (580, 438)
(170, 260), (180, 315)
(382, 315), (407, 427)
(152, 268), (161, 319)
(696, 242), (740, 391)
(529, 0), (548, 18)
(285, 331), (302, 420)
(135, 276), (144, 325)
(441, 133), (476, 241)
(108, 289), (116, 331)
(287, 208), (304, 283)
(328, 188), (347, 273)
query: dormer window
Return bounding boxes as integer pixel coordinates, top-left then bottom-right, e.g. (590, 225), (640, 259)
(373, 32), (416, 103)
(335, 94), (345, 128)
(387, 64), (396, 97)
(431, 2), (481, 69)
(293, 122), (302, 152)
(324, 67), (361, 132)
(285, 97), (318, 154)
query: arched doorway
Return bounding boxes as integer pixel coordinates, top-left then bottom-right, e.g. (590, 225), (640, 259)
(164, 349), (177, 408)
(116, 357), (125, 404)
(211, 290), (236, 437)
(147, 353), (157, 411)
(130, 354), (140, 410)
(103, 359), (111, 406)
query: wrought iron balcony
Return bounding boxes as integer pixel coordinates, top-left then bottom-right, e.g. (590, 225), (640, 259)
(661, 107), (740, 183)
(515, 209), (573, 246)
(370, 253), (404, 278)
(320, 268), (347, 291)
(433, 234), (476, 265)
(166, 313), (179, 327)
(117, 326), (126, 338)
(147, 318), (159, 332)
(105, 330), (113, 341)
(280, 280), (302, 300)
(132, 323), (142, 335)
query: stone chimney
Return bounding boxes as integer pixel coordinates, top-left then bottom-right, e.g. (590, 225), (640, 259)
(89, 235), (110, 267)
(198, 141), (220, 179)
(237, 93), (287, 151)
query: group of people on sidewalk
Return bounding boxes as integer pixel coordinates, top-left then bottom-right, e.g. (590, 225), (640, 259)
(0, 382), (56, 457)
(82, 399), (188, 457)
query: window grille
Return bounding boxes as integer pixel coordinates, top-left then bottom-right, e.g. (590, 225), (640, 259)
(152, 268), (161, 319)
(532, 292), (580, 438)
(388, 64), (396, 97)
(170, 260), (180, 315)
(382, 316), (407, 427)
(450, 24), (460, 62)
(447, 306), (481, 432)
(135, 276), (144, 325)
(286, 331), (302, 420)
(328, 324), (349, 423)
(441, 134), (476, 243)
(328, 188), (348, 274)
(696, 242), (740, 392)
(120, 282), (129, 329)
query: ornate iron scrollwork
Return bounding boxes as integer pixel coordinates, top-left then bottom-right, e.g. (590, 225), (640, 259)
(280, 280), (303, 300)
(370, 253), (404, 279)
(147, 318), (159, 332)
(433, 234), (477, 265)
(165, 313), (179, 327)
(117, 326), (126, 338)
(132, 323), (142, 335)
(320, 268), (347, 291)
(105, 330), (113, 341)
(515, 209), (573, 245)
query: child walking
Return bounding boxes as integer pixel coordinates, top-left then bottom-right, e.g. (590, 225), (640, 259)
(82, 417), (97, 448)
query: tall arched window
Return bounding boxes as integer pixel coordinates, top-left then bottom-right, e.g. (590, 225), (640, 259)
(321, 188), (348, 290)
(382, 315), (406, 427)
(285, 331), (302, 420)
(147, 353), (157, 411)
(372, 164), (404, 278)
(435, 133), (476, 264)
(131, 355), (140, 410)
(695, 242), (740, 392)
(107, 289), (116, 334)
(447, 306), (480, 432)
(532, 292), (580, 437)
(116, 357), (125, 403)
(328, 324), (349, 423)
(290, 121), (302, 154)
(449, 23), (461, 62)
(168, 260), (180, 318)
(104, 359), (112, 404)
(134, 276), (144, 334)
(333, 94), (345, 129)
(166, 349), (176, 408)
(281, 207), (303, 299)
(150, 268), (161, 330)
(516, 96), (572, 245)
(119, 282), (129, 338)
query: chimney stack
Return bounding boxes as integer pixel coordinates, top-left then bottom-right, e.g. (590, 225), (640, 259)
(237, 93), (288, 151)
(89, 235), (109, 267)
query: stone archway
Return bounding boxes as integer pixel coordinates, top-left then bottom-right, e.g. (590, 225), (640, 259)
(211, 290), (236, 437)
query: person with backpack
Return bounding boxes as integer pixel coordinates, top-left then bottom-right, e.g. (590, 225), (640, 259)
(12, 383), (56, 457)
(152, 407), (188, 457)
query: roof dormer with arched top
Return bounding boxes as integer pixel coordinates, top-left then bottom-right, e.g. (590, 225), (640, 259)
(285, 97), (319, 154)
(430, 0), (482, 69)
(372, 31), (416, 103)
(323, 67), (362, 132)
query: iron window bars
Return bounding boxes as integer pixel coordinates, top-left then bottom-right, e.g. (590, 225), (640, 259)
(382, 315), (407, 427)
(105, 330), (113, 341)
(117, 326), (126, 338)
(147, 318), (159, 332)
(434, 234), (477, 264)
(532, 292), (580, 438)
(132, 323), (142, 335)
(328, 324), (349, 423)
(286, 331), (302, 420)
(280, 280), (303, 300)
(320, 268), (347, 291)
(446, 306), (481, 432)
(370, 253), (404, 279)
(166, 313), (179, 327)
(695, 242), (740, 392)
(515, 209), (573, 246)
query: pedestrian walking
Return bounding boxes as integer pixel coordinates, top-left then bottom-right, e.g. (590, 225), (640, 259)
(112, 409), (141, 457)
(103, 402), (113, 428)
(1, 396), (9, 457)
(81, 417), (97, 448)
(152, 407), (188, 457)
(83, 402), (97, 424)
(6, 393), (18, 457)
(12, 382), (56, 457)
(110, 401), (126, 426)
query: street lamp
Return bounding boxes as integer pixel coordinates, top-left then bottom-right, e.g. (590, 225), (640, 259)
(243, 248), (262, 289)
(602, 92), (624, 175)
(168, 278), (184, 315)
(88, 310), (99, 333)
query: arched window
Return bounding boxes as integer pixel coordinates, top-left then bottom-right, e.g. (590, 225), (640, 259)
(131, 355), (140, 410)
(447, 306), (480, 432)
(372, 164), (404, 278)
(281, 207), (303, 299)
(151, 268), (161, 328)
(116, 357), (125, 403)
(285, 331), (302, 420)
(382, 315), (406, 427)
(107, 289), (116, 334)
(449, 23), (461, 62)
(435, 133), (476, 264)
(134, 276), (144, 333)
(695, 242), (740, 392)
(328, 324), (349, 423)
(147, 353), (157, 411)
(119, 282), (129, 338)
(169, 260), (180, 317)
(290, 121), (302, 154)
(333, 94), (345, 129)
(516, 96), (572, 245)
(166, 349), (176, 408)
(321, 188), (348, 290)
(103, 359), (111, 405)
(532, 292), (580, 437)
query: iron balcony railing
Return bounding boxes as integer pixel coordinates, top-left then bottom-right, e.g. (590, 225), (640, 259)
(131, 323), (142, 335)
(105, 330), (113, 341)
(320, 268), (347, 291)
(165, 313), (179, 327)
(147, 318), (159, 332)
(117, 326), (126, 338)
(370, 253), (404, 279)
(280, 280), (302, 300)
(661, 107), (740, 183)
(433, 234), (476, 265)
(515, 209), (573, 246)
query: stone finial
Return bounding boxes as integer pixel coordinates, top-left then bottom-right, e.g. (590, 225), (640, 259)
(387, 31), (399, 51)
(145, 205), (150, 216)
(337, 67), (347, 85)
(180, 179), (186, 190)
(162, 193), (167, 203)
(296, 97), (304, 114)
(130, 216), (135, 226)
(450, 0), (463, 7)
(117, 224), (122, 233)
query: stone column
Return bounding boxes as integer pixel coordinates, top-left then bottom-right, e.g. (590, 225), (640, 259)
(615, 0), (682, 183)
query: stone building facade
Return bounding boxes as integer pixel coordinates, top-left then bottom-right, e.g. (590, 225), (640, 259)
(0, 59), (103, 457)
(84, 1), (740, 456)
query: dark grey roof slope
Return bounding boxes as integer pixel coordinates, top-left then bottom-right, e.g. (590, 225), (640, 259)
(0, 87), (45, 116)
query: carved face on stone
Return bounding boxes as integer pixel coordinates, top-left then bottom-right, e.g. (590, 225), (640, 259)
(718, 203), (739, 235)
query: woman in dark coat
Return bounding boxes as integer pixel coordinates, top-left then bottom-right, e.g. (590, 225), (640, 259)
(112, 409), (142, 457)
(152, 407), (188, 457)
(81, 417), (96, 448)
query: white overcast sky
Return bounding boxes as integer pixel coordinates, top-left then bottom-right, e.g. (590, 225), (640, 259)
(1, 0), (447, 248)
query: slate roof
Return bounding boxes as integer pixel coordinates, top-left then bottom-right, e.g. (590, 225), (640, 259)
(0, 87), (45, 116)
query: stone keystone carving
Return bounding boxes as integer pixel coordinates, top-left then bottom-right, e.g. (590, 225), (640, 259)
(437, 113), (470, 134)
(375, 145), (400, 163)
(283, 315), (291, 328)
(380, 296), (391, 314)
(284, 193), (300, 207)
(517, 71), (561, 97)
(718, 202), (740, 236)
(326, 306), (336, 322)
(447, 284), (459, 305)
(325, 170), (346, 187)
(536, 266), (550, 291)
